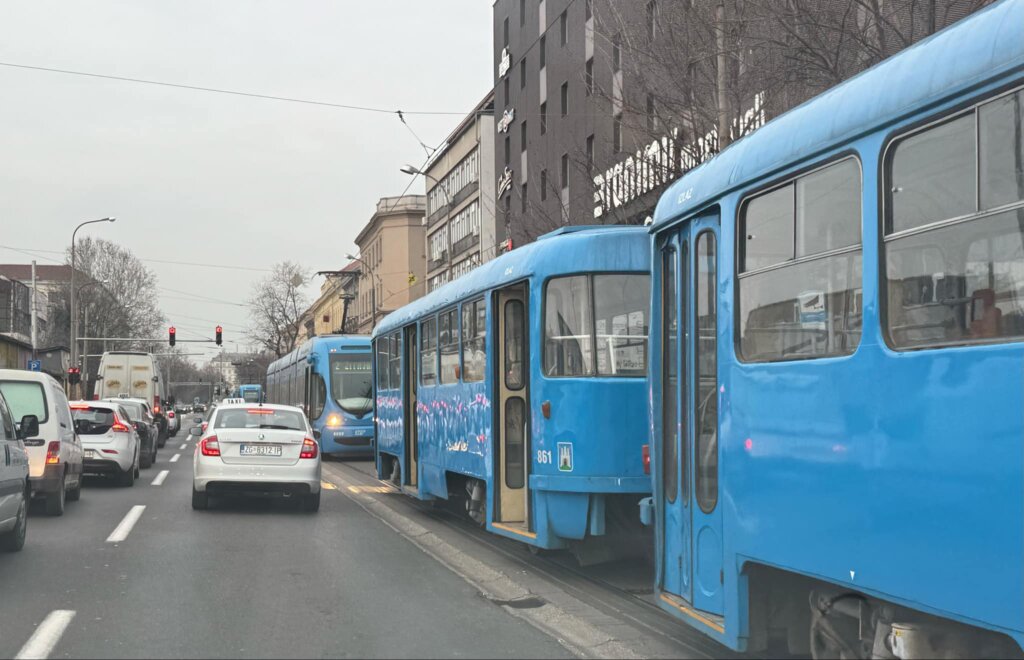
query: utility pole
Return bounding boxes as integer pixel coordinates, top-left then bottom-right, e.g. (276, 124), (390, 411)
(715, 2), (730, 150)
(30, 261), (37, 360)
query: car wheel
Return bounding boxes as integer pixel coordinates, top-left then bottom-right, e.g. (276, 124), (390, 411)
(140, 448), (153, 469)
(191, 488), (208, 510)
(45, 473), (67, 516)
(302, 492), (320, 513)
(67, 474), (82, 502)
(118, 465), (135, 488)
(0, 494), (28, 552)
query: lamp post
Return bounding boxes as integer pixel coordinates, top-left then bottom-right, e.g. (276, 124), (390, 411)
(70, 217), (115, 373)
(345, 254), (383, 330)
(401, 164), (454, 281)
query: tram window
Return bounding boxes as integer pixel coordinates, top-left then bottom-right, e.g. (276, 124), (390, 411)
(462, 299), (486, 383)
(505, 300), (526, 390)
(889, 113), (975, 233)
(439, 308), (460, 384)
(739, 158), (863, 362)
(662, 248), (679, 505)
(543, 276), (594, 376)
(420, 317), (438, 386)
(309, 374), (326, 421)
(695, 232), (718, 514)
(594, 274), (650, 376)
(886, 208), (1024, 348)
(742, 184), (793, 271)
(504, 397), (526, 489)
(388, 332), (401, 389)
(980, 90), (1024, 211)
(375, 338), (389, 390)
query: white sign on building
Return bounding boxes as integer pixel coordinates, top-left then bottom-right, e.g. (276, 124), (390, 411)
(497, 108), (515, 134)
(498, 47), (511, 79)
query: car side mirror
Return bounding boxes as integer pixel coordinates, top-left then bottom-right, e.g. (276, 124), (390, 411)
(17, 414), (39, 440)
(190, 426), (203, 436)
(193, 416), (203, 424)
(313, 429), (322, 440)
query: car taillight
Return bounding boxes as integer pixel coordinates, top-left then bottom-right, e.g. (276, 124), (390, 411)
(111, 414), (130, 433)
(300, 437), (318, 459)
(642, 444), (650, 475)
(168, 411), (175, 418)
(45, 441), (60, 465)
(153, 405), (161, 414)
(200, 436), (220, 457)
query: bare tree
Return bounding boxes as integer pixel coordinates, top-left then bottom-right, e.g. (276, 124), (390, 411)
(247, 261), (309, 359)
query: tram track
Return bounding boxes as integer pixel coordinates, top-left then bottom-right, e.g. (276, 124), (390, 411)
(330, 459), (743, 659)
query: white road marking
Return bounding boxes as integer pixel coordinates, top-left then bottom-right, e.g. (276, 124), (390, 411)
(106, 505), (146, 543)
(179, 443), (187, 450)
(151, 470), (169, 486)
(15, 609), (76, 660)
(169, 453), (180, 463)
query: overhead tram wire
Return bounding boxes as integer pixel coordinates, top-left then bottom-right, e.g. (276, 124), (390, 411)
(0, 244), (271, 273)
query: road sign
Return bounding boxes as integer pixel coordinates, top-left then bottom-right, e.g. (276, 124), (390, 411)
(27, 360), (41, 372)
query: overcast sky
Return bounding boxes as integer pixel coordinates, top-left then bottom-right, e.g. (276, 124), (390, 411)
(0, 1), (492, 364)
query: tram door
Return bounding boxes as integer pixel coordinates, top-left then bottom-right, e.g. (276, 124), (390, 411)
(494, 284), (530, 530)
(403, 324), (419, 489)
(660, 215), (723, 617)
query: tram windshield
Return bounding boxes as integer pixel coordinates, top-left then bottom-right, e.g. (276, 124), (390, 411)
(330, 353), (373, 416)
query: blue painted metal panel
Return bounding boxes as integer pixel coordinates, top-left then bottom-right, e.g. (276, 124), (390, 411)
(647, 1), (1024, 650)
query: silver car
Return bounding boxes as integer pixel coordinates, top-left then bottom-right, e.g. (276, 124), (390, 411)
(191, 403), (321, 512)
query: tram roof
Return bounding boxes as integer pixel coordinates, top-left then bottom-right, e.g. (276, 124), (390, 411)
(267, 334), (370, 373)
(652, 0), (1024, 232)
(373, 225), (649, 337)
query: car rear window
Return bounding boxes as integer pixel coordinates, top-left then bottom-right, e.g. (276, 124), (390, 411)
(214, 408), (306, 431)
(71, 406), (116, 434)
(118, 402), (143, 419)
(0, 380), (49, 425)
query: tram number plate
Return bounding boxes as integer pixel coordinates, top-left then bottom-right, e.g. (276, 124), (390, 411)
(239, 444), (282, 457)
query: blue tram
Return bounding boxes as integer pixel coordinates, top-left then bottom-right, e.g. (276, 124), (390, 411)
(373, 226), (651, 555)
(236, 384), (264, 404)
(643, 1), (1024, 656)
(266, 335), (374, 457)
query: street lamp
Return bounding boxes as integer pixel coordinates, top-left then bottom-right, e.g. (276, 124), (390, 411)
(401, 164), (454, 279)
(345, 253), (384, 330)
(70, 217), (115, 373)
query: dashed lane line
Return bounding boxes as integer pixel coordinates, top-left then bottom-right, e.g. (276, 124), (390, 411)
(106, 505), (146, 543)
(169, 453), (180, 463)
(179, 443), (187, 450)
(151, 470), (169, 486)
(14, 609), (76, 660)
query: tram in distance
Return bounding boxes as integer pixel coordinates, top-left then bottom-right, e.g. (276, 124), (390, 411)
(641, 1), (1024, 657)
(234, 384), (264, 403)
(266, 335), (374, 457)
(373, 226), (651, 560)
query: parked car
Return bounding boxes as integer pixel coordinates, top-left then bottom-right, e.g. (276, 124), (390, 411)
(104, 398), (158, 469)
(0, 370), (83, 516)
(70, 401), (140, 487)
(95, 351), (168, 446)
(0, 388), (33, 551)
(191, 403), (321, 512)
(166, 408), (180, 437)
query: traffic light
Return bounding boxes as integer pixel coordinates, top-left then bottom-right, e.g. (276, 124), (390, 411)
(169, 326), (176, 347)
(215, 326), (223, 346)
(67, 367), (81, 385)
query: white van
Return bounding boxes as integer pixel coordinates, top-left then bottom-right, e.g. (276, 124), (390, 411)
(0, 370), (84, 516)
(95, 351), (168, 445)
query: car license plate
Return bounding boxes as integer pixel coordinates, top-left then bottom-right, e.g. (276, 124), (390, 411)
(85, 449), (97, 458)
(239, 444), (281, 457)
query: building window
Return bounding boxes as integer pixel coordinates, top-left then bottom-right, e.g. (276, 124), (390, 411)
(504, 135), (510, 167)
(585, 59), (593, 96)
(540, 35), (546, 69)
(613, 33), (621, 72)
(586, 134), (594, 171)
(540, 169), (547, 201)
(540, 102), (547, 134)
(521, 183), (528, 213)
(613, 115), (622, 153)
(739, 157), (863, 362)
(520, 0), (526, 26)
(521, 120), (527, 152)
(503, 16), (510, 47)
(560, 153), (569, 191)
(560, 10), (568, 46)
(520, 59), (527, 88)
(560, 81), (568, 117)
(503, 77), (510, 106)
(646, 0), (658, 41)
(647, 94), (657, 132)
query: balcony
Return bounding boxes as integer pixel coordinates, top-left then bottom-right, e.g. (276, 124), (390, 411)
(452, 233), (480, 258)
(428, 252), (449, 272)
(426, 180), (479, 228)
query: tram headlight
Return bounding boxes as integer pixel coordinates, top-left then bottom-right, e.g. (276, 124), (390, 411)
(326, 413), (342, 428)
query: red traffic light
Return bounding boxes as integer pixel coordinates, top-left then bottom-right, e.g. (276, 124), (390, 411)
(169, 326), (177, 347)
(215, 325), (223, 346)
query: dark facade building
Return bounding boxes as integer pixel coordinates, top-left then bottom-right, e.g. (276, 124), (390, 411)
(492, 0), (994, 248)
